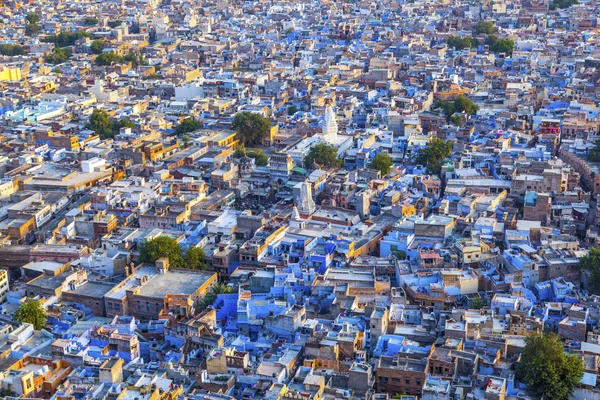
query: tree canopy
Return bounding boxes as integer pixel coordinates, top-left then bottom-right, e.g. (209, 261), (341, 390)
(588, 140), (600, 163)
(550, 0), (578, 9)
(304, 142), (343, 169)
(485, 34), (514, 54)
(475, 21), (495, 34)
(579, 247), (600, 294)
(42, 31), (91, 47)
(15, 299), (47, 330)
(84, 17), (99, 26)
(434, 96), (479, 122)
(0, 44), (25, 56)
(288, 105), (298, 115)
(197, 283), (233, 312)
(44, 47), (72, 64)
(415, 137), (453, 175)
(232, 112), (272, 146)
(446, 35), (478, 50)
(95, 51), (123, 66)
(174, 119), (201, 135)
(90, 40), (105, 55)
(26, 12), (41, 24)
(25, 23), (41, 36)
(370, 153), (393, 175)
(517, 333), (584, 400)
(84, 108), (136, 139)
(138, 236), (208, 270)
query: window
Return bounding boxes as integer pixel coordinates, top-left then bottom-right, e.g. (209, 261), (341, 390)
(405, 379), (411, 385)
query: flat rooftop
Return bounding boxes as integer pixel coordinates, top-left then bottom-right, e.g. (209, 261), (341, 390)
(137, 269), (215, 298)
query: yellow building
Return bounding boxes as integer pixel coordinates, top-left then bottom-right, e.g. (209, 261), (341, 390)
(0, 66), (21, 81)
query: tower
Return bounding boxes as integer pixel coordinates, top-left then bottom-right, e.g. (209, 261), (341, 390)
(322, 106), (338, 143)
(297, 181), (316, 216)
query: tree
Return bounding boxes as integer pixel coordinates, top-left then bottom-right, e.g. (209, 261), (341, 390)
(304, 142), (343, 169)
(446, 35), (478, 50)
(44, 47), (71, 64)
(138, 236), (184, 267)
(90, 40), (104, 55)
(232, 112), (272, 146)
(25, 23), (41, 36)
(393, 250), (406, 260)
(550, 0), (578, 9)
(454, 96), (479, 118)
(174, 119), (201, 135)
(233, 145), (247, 158)
(415, 137), (453, 175)
(95, 51), (124, 66)
(85, 108), (113, 138)
(108, 20), (123, 28)
(15, 299), (47, 330)
(183, 247), (208, 270)
(485, 34), (514, 54)
(197, 283), (233, 312)
(370, 153), (393, 174)
(180, 134), (191, 148)
(0, 44), (25, 56)
(470, 297), (486, 310)
(84, 17), (98, 26)
(247, 149), (269, 166)
(42, 31), (91, 47)
(579, 248), (600, 294)
(475, 21), (495, 34)
(288, 105), (298, 115)
(588, 140), (600, 163)
(124, 51), (146, 67)
(26, 12), (40, 24)
(517, 333), (584, 400)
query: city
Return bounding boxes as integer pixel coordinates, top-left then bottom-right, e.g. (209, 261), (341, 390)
(0, 0), (598, 399)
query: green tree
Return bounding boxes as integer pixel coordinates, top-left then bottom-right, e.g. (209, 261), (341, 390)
(25, 23), (41, 36)
(42, 31), (91, 47)
(180, 134), (191, 148)
(90, 40), (104, 55)
(446, 36), (478, 50)
(138, 236), (184, 267)
(304, 142), (343, 169)
(0, 44), (25, 56)
(517, 333), (584, 400)
(44, 47), (72, 64)
(108, 20), (122, 28)
(588, 140), (600, 163)
(174, 119), (201, 135)
(124, 51), (146, 67)
(26, 12), (41, 24)
(232, 112), (272, 146)
(247, 149), (269, 166)
(370, 153), (393, 174)
(84, 17), (99, 26)
(579, 248), (600, 293)
(183, 247), (208, 270)
(470, 297), (486, 309)
(288, 105), (298, 115)
(453, 96), (479, 114)
(485, 34), (514, 54)
(15, 299), (47, 330)
(233, 145), (246, 158)
(550, 0), (578, 9)
(197, 283), (233, 312)
(392, 250), (406, 260)
(85, 108), (113, 139)
(95, 51), (124, 66)
(475, 21), (495, 34)
(416, 137), (453, 175)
